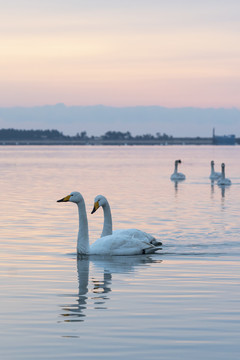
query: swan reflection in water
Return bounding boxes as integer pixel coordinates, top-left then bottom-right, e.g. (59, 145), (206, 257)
(173, 180), (179, 195)
(173, 180), (185, 196)
(60, 255), (162, 323)
(211, 180), (230, 201)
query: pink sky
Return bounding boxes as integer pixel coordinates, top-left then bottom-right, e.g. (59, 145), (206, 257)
(0, 0), (239, 108)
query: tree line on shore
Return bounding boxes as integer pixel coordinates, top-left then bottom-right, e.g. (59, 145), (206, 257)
(0, 128), (173, 141)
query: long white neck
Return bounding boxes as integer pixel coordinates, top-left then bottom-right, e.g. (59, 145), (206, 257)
(174, 162), (178, 173)
(101, 201), (113, 237)
(77, 201), (90, 254)
(221, 166), (225, 179)
(211, 162), (215, 174)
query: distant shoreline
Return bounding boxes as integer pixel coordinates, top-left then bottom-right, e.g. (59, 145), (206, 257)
(0, 138), (239, 146)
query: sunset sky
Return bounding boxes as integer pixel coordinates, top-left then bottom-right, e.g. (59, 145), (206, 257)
(1, 0), (240, 108)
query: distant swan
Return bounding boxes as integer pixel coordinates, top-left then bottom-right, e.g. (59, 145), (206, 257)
(170, 160), (186, 181)
(91, 195), (162, 248)
(209, 160), (221, 180)
(57, 192), (162, 255)
(217, 163), (231, 186)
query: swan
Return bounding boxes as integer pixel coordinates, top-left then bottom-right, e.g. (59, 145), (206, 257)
(57, 192), (162, 255)
(170, 160), (186, 181)
(209, 160), (221, 180)
(91, 195), (162, 248)
(217, 163), (231, 186)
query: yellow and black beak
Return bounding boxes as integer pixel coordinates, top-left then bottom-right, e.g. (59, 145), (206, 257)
(57, 194), (71, 203)
(91, 201), (99, 214)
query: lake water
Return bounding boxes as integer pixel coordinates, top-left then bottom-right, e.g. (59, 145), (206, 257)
(0, 145), (240, 360)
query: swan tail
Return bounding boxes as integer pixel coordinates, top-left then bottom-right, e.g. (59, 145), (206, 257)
(150, 239), (162, 247)
(143, 246), (162, 254)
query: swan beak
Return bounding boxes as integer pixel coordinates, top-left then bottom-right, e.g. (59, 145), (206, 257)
(57, 194), (71, 202)
(91, 201), (99, 214)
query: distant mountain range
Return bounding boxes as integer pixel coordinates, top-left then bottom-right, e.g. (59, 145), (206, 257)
(0, 104), (239, 137)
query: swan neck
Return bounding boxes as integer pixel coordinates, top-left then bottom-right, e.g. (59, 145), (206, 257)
(211, 162), (214, 173)
(101, 202), (113, 237)
(222, 166), (225, 179)
(174, 162), (178, 173)
(77, 201), (90, 254)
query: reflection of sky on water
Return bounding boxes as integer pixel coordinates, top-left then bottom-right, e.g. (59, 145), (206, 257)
(0, 146), (240, 360)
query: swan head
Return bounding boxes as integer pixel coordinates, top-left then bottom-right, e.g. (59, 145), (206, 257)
(91, 195), (108, 214)
(57, 191), (84, 204)
(175, 159), (181, 165)
(211, 160), (214, 166)
(221, 163), (225, 169)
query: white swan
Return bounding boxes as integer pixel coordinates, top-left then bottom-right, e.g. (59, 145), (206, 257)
(170, 160), (186, 181)
(209, 160), (221, 180)
(57, 192), (162, 255)
(91, 195), (162, 248)
(217, 163), (231, 186)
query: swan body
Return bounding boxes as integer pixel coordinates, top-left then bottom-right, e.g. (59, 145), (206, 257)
(217, 163), (231, 186)
(90, 229), (161, 255)
(57, 192), (161, 255)
(91, 195), (162, 248)
(170, 160), (186, 181)
(209, 160), (221, 180)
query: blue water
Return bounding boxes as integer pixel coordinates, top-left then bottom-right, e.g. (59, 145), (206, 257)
(0, 146), (240, 359)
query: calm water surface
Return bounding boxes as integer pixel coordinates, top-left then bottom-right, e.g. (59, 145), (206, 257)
(0, 146), (240, 359)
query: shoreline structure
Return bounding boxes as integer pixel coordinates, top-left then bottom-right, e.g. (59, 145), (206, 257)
(0, 128), (238, 145)
(0, 137), (239, 146)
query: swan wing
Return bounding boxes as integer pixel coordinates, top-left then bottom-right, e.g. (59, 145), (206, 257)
(112, 229), (154, 241)
(90, 229), (161, 255)
(171, 172), (185, 181)
(113, 229), (162, 247)
(210, 171), (221, 180)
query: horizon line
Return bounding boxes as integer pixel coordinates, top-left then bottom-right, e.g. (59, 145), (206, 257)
(0, 103), (240, 110)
